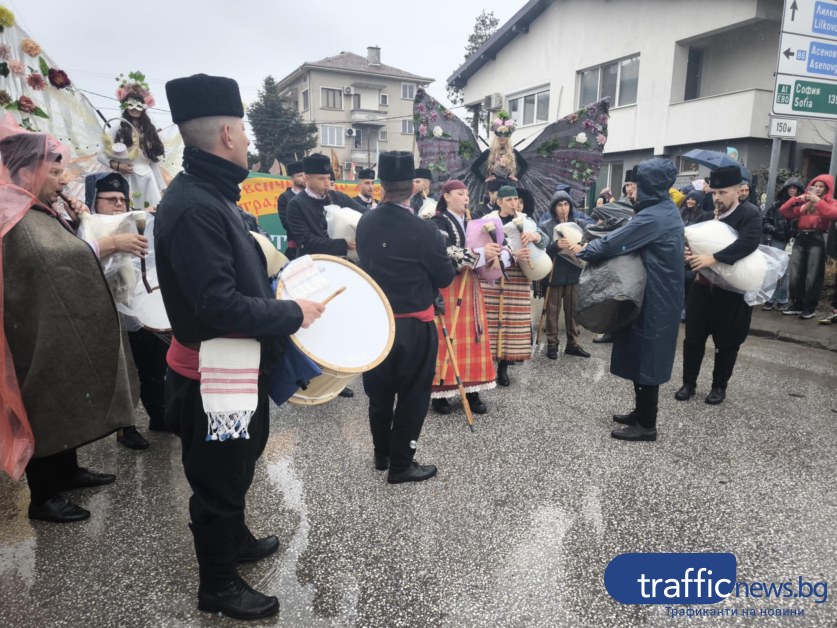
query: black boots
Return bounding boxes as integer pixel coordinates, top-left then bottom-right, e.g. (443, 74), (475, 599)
(28, 496), (90, 523)
(705, 387), (726, 405)
(674, 383), (696, 401)
(466, 392), (487, 414)
(387, 462), (438, 484)
(191, 520), (280, 620)
(496, 361), (510, 387)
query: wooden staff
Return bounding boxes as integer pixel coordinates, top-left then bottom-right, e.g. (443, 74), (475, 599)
(434, 310), (474, 431)
(535, 252), (558, 347)
(497, 273), (506, 359)
(483, 221), (507, 359)
(438, 271), (470, 386)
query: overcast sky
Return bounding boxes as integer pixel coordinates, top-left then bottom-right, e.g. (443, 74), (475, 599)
(13, 0), (518, 131)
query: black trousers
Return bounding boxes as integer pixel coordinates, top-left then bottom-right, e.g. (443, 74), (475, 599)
(165, 369), (269, 527)
(683, 282), (752, 389)
(128, 328), (168, 428)
(363, 318), (437, 472)
(789, 231), (826, 310)
(25, 449), (80, 504)
(633, 382), (659, 429)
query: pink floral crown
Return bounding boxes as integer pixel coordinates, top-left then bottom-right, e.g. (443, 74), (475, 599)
(491, 111), (516, 135)
(115, 71), (155, 110)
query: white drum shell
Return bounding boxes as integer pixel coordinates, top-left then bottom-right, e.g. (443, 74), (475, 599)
(277, 255), (395, 405)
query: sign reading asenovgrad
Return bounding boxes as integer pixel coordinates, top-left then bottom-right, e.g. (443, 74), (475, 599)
(773, 0), (837, 120)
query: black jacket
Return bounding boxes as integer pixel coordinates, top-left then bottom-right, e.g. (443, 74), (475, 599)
(277, 187), (299, 238)
(763, 177), (803, 242)
(714, 201), (762, 265)
(352, 195), (376, 212)
(357, 203), (455, 313)
(286, 189), (364, 256)
(155, 171), (303, 343)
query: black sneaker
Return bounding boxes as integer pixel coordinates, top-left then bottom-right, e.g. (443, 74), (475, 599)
(775, 302), (791, 312)
(761, 302), (775, 311)
(800, 310), (816, 320)
(782, 306), (803, 315)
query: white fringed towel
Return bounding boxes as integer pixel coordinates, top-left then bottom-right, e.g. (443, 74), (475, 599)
(199, 338), (261, 441)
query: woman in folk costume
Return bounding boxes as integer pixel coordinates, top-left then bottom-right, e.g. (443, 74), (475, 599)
(0, 119), (136, 522)
(99, 71), (166, 210)
(429, 180), (498, 415)
(470, 112), (528, 183)
(481, 186), (547, 386)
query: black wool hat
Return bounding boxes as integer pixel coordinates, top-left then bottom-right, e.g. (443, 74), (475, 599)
(415, 167), (433, 181)
(302, 153), (333, 175)
(378, 151), (415, 182)
(95, 173), (130, 199)
(709, 165), (742, 190)
(286, 161), (303, 176)
(624, 166), (638, 184)
(165, 74), (244, 124)
(486, 179), (503, 192)
(358, 168), (376, 180)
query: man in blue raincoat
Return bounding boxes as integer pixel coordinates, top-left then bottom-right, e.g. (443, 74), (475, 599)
(571, 158), (685, 441)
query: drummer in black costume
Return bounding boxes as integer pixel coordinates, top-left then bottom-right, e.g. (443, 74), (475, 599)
(356, 151), (455, 484)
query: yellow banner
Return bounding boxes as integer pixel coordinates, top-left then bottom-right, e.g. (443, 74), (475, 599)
(238, 174), (382, 218)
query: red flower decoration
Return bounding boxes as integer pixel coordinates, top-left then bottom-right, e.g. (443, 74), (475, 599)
(18, 96), (35, 113)
(48, 68), (71, 89)
(26, 72), (46, 90)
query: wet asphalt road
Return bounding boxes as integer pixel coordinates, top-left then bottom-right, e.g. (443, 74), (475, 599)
(1, 332), (836, 627)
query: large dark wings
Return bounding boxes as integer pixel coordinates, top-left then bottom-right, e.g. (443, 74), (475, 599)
(414, 89), (610, 220)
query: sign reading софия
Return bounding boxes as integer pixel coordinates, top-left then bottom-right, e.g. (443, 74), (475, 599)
(773, 0), (837, 119)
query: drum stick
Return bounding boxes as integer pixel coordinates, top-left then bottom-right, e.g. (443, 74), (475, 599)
(321, 286), (346, 306)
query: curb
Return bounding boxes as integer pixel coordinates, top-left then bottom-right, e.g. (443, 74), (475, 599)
(748, 326), (837, 353)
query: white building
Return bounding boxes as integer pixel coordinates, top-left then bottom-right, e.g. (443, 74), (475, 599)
(276, 47), (432, 180)
(448, 0), (833, 194)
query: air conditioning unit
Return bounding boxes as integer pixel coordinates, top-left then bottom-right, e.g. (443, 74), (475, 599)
(345, 128), (357, 137)
(343, 86), (354, 95)
(483, 93), (504, 111)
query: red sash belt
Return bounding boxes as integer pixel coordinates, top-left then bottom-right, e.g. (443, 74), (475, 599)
(394, 305), (435, 322)
(167, 337), (200, 381)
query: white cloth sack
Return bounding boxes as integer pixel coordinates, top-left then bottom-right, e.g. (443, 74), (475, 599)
(684, 221), (767, 292)
(324, 204), (362, 261)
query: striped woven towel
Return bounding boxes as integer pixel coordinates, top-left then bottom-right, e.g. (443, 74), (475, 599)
(199, 338), (261, 441)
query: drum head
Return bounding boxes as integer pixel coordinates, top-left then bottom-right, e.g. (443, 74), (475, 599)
(133, 267), (172, 332)
(277, 255), (394, 373)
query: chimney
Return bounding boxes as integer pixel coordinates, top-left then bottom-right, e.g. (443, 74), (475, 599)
(367, 46), (381, 66)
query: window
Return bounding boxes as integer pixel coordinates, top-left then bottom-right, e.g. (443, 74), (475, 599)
(352, 93), (361, 110)
(301, 89), (309, 112)
(508, 88), (550, 126)
(401, 83), (415, 100)
(401, 119), (414, 134)
(380, 93), (389, 106)
(684, 47), (703, 101)
(321, 88), (343, 110)
(379, 129), (388, 142)
(321, 125), (344, 147)
(577, 55), (640, 107)
(352, 128), (363, 149)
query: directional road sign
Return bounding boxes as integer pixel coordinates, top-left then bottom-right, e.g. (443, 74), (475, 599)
(773, 0), (837, 119)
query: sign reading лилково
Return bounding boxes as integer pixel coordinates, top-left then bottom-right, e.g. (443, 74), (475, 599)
(773, 0), (837, 119)
(237, 173), (381, 253)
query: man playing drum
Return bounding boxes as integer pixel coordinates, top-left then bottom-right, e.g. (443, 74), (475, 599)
(356, 151), (455, 484)
(155, 74), (324, 620)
